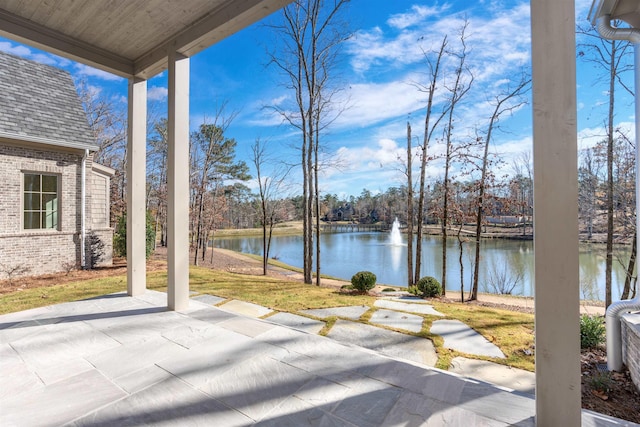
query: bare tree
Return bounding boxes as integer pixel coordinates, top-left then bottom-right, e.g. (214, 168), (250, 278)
(252, 139), (292, 275)
(439, 22), (473, 296)
(148, 118), (168, 247)
(406, 122), (414, 287)
(469, 76), (530, 301)
(267, 0), (350, 285)
(413, 36), (449, 287)
(77, 80), (127, 223)
(578, 22), (633, 308)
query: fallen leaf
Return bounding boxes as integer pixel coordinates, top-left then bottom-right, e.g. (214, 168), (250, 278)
(592, 390), (609, 401)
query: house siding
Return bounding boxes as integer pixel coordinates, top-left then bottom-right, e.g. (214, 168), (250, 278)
(0, 142), (112, 278)
(621, 313), (640, 392)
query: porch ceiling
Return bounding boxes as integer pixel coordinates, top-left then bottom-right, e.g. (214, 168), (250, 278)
(0, 0), (292, 79)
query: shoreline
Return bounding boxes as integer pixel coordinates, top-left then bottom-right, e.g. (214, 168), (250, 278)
(209, 247), (606, 316)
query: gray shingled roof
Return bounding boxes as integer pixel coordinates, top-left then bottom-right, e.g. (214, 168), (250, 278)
(0, 51), (97, 150)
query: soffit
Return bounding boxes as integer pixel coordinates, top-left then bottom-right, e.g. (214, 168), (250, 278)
(0, 0), (292, 79)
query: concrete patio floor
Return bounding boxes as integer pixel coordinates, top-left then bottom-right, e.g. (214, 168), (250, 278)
(0, 290), (633, 426)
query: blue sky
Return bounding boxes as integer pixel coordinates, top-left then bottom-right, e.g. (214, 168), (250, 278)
(0, 0), (634, 198)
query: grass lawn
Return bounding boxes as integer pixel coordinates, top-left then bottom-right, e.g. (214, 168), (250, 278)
(0, 264), (534, 371)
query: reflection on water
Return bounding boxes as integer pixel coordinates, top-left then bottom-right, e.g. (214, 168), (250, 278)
(213, 232), (632, 301)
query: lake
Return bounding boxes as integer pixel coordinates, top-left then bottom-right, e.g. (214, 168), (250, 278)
(213, 231), (632, 301)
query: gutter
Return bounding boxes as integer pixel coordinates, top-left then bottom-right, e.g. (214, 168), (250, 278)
(81, 149), (88, 269)
(595, 14), (640, 372)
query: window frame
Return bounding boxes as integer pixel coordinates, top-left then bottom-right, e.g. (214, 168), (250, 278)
(22, 172), (61, 231)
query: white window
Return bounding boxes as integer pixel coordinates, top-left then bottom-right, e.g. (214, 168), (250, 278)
(23, 173), (59, 230)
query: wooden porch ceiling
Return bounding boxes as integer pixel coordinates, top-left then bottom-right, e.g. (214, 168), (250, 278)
(0, 0), (292, 79)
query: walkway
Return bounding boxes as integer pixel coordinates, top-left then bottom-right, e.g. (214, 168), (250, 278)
(0, 291), (632, 426)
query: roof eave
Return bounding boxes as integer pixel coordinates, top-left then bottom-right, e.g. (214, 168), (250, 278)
(0, 131), (99, 152)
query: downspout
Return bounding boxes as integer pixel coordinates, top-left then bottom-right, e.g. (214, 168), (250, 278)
(596, 15), (640, 371)
(81, 149), (88, 269)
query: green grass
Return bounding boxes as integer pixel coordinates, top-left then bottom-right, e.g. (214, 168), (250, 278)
(0, 264), (535, 372)
(431, 302), (535, 371)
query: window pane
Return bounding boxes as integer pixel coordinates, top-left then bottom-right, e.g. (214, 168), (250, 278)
(24, 193), (41, 210)
(24, 174), (40, 192)
(42, 175), (57, 193)
(43, 194), (58, 229)
(43, 194), (58, 211)
(43, 210), (58, 229)
(24, 212), (40, 229)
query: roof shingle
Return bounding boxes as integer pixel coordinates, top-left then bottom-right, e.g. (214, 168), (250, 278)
(0, 51), (97, 150)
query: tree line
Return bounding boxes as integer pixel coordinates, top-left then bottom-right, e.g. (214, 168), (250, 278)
(79, 1), (637, 307)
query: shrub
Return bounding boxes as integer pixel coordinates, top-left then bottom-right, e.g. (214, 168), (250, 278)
(580, 314), (605, 349)
(351, 271), (377, 292)
(88, 232), (105, 268)
(408, 285), (419, 296)
(416, 276), (442, 298)
(113, 211), (156, 259)
(590, 371), (612, 394)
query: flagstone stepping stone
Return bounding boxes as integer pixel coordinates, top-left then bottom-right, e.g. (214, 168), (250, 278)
(430, 320), (505, 358)
(266, 312), (325, 334)
(300, 306), (369, 320)
(369, 309), (423, 333)
(449, 357), (535, 394)
(191, 294), (226, 305)
(391, 296), (432, 304)
(217, 300), (273, 318)
(375, 299), (444, 316)
(327, 319), (437, 366)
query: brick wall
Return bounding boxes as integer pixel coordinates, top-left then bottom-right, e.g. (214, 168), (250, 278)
(0, 142), (113, 278)
(621, 313), (640, 392)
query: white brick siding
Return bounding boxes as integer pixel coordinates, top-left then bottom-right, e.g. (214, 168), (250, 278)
(0, 141), (113, 278)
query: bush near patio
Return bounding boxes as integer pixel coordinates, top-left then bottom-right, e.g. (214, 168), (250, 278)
(350, 271), (376, 292)
(580, 314), (605, 349)
(416, 276), (442, 298)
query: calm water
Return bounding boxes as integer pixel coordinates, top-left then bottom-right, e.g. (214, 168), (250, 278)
(213, 232), (632, 301)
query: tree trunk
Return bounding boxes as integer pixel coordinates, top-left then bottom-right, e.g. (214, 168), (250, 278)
(457, 225), (465, 303)
(415, 37), (447, 286)
(622, 231), (636, 300)
(406, 122), (414, 288)
(605, 41), (616, 309)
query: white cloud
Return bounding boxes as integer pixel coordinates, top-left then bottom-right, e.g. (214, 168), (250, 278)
(0, 41), (32, 57)
(333, 74), (437, 128)
(387, 4), (449, 29)
(148, 86), (168, 101)
(74, 63), (122, 81)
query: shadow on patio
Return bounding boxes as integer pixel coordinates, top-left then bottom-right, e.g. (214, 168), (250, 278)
(0, 291), (626, 426)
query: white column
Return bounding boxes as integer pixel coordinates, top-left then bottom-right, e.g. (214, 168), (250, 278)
(167, 51), (190, 311)
(531, 1), (581, 425)
(126, 78), (147, 296)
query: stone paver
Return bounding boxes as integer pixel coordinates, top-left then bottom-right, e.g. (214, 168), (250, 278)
(449, 357), (535, 395)
(300, 305), (369, 320)
(218, 299), (273, 318)
(266, 312), (325, 334)
(0, 291), (629, 426)
(430, 319), (505, 358)
(327, 319), (438, 366)
(369, 309), (424, 333)
(375, 299), (445, 316)
(191, 294), (226, 305)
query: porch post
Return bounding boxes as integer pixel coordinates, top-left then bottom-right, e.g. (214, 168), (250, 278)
(167, 51), (190, 311)
(126, 78), (147, 296)
(530, 1), (581, 425)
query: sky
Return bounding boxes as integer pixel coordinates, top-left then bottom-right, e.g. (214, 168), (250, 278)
(0, 0), (635, 199)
